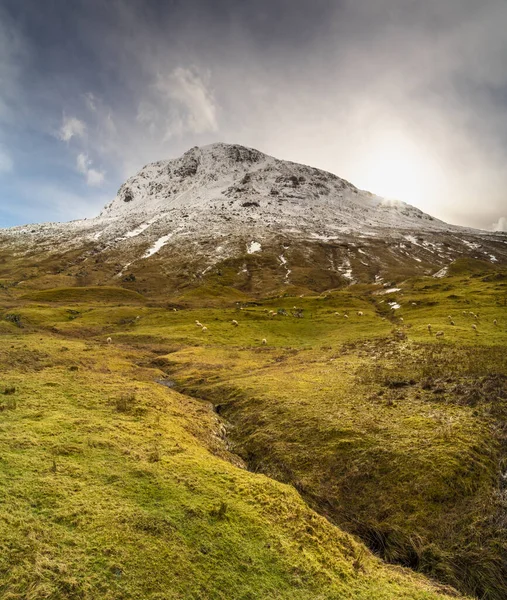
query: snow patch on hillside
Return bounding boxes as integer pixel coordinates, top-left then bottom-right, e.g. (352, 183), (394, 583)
(124, 218), (159, 239)
(404, 235), (421, 246)
(433, 266), (449, 278)
(338, 258), (354, 281)
(247, 241), (262, 254)
(462, 240), (481, 250)
(144, 234), (173, 258)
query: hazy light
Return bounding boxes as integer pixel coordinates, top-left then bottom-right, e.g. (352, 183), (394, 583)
(351, 130), (444, 209)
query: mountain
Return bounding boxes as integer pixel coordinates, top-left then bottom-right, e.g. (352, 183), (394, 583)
(1, 142), (506, 296)
(100, 142), (445, 229)
(2, 143), (507, 600)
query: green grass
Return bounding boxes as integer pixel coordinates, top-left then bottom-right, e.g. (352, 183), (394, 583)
(0, 334), (460, 600)
(166, 342), (505, 596)
(21, 286), (147, 304)
(1, 267), (506, 599)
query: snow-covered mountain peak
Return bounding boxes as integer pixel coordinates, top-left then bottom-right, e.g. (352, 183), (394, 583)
(100, 142), (446, 234)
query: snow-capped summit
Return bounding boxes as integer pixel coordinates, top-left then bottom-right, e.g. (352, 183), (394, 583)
(100, 142), (445, 232)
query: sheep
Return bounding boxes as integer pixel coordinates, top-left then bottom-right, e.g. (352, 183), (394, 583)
(399, 317), (404, 322)
(427, 324), (432, 333)
(334, 312), (340, 316)
(201, 326), (208, 332)
(106, 337), (112, 344)
(494, 319), (498, 326)
(450, 320), (455, 326)
(136, 315), (140, 320)
(472, 324), (477, 332)
(344, 314), (349, 319)
(448, 315), (452, 321)
(357, 311), (364, 316)
(474, 314), (479, 320)
(435, 331), (444, 338)
(231, 319), (239, 327)
(173, 308), (178, 312)
(462, 311), (467, 316)
(261, 338), (267, 345)
(195, 321), (203, 327)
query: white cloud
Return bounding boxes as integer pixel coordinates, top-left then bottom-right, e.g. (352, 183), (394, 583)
(76, 152), (105, 187)
(84, 92), (97, 111)
(86, 168), (105, 186)
(76, 152), (90, 174)
(58, 115), (86, 141)
(492, 216), (507, 232)
(136, 100), (159, 135)
(155, 67), (218, 137)
(0, 146), (13, 173)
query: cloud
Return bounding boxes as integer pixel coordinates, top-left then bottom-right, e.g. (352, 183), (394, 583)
(154, 67), (218, 138)
(76, 152), (90, 174)
(86, 168), (105, 186)
(59, 115), (86, 142)
(492, 217), (507, 232)
(0, 146), (13, 173)
(84, 92), (97, 111)
(136, 100), (159, 135)
(76, 152), (105, 187)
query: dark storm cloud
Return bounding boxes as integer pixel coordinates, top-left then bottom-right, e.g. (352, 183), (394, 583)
(0, 0), (506, 229)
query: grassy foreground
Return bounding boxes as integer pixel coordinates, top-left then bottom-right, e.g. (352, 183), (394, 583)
(1, 264), (506, 599)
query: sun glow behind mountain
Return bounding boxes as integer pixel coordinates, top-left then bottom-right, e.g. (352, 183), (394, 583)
(352, 131), (445, 211)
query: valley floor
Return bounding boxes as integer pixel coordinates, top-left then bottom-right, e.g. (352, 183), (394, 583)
(1, 262), (506, 599)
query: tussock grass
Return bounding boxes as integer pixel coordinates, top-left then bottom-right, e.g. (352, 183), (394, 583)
(0, 334), (459, 600)
(1, 266), (506, 598)
(21, 286), (147, 304)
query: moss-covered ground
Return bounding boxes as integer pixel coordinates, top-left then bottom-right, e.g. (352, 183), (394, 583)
(1, 264), (506, 599)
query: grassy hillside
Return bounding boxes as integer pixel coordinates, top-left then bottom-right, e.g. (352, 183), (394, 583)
(21, 286), (147, 304)
(1, 265), (506, 599)
(1, 340), (462, 600)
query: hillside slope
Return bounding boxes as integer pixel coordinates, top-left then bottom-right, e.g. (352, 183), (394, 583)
(0, 315), (468, 600)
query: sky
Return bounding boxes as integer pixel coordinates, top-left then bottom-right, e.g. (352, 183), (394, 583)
(0, 0), (506, 231)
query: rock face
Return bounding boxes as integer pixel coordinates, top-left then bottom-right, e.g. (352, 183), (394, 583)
(1, 142), (506, 295)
